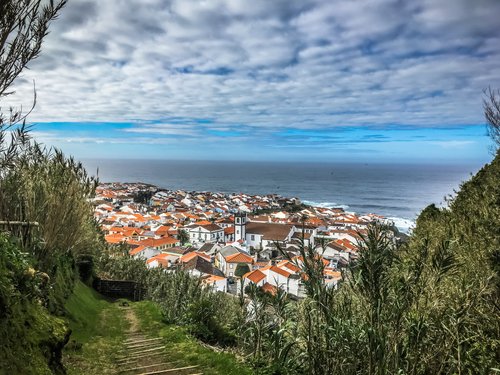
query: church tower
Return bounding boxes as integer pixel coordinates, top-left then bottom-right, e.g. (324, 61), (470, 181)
(234, 211), (247, 242)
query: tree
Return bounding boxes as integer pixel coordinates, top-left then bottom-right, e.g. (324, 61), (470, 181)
(177, 229), (189, 245)
(235, 263), (250, 278)
(133, 190), (154, 204)
(0, 1), (107, 315)
(483, 87), (500, 149)
(1, 0), (67, 168)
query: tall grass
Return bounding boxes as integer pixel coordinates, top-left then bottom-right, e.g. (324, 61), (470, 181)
(102, 151), (500, 374)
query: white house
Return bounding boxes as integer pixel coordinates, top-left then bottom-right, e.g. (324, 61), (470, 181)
(146, 253), (179, 268)
(321, 241), (351, 262)
(186, 223), (224, 243)
(202, 275), (227, 293)
(129, 245), (160, 260)
(239, 269), (266, 290)
(242, 263), (304, 298)
(245, 222), (295, 258)
(215, 246), (253, 277)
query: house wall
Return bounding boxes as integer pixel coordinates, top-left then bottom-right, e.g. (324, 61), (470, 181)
(212, 278), (227, 292)
(266, 270), (289, 290)
(226, 261), (236, 277)
(133, 247), (160, 260)
(246, 233), (263, 248)
(322, 247), (350, 261)
(240, 276), (265, 291)
(147, 260), (159, 268)
(189, 227), (224, 243)
(286, 278), (301, 296)
(217, 254), (228, 275)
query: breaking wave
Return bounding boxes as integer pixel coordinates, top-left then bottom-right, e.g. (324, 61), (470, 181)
(302, 200), (350, 211)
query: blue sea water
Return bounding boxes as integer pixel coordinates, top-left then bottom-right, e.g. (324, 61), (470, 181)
(82, 159), (484, 231)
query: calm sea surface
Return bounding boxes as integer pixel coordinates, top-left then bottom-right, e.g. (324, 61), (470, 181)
(82, 159), (483, 230)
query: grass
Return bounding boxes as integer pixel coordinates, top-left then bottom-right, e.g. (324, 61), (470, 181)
(63, 281), (129, 375)
(64, 280), (115, 342)
(132, 301), (254, 375)
(0, 302), (67, 375)
(63, 282), (252, 374)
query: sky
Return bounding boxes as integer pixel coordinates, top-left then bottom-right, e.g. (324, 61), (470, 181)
(6, 0), (500, 163)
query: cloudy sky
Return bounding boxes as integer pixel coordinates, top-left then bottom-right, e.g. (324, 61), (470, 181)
(7, 0), (500, 162)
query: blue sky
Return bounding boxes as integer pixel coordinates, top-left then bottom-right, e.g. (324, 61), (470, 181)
(32, 121), (491, 163)
(6, 0), (500, 163)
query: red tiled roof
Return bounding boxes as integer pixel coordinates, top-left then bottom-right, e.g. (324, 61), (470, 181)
(277, 260), (300, 273)
(180, 251), (211, 263)
(105, 234), (126, 244)
(269, 265), (292, 278)
(261, 282), (278, 296)
(225, 252), (253, 264)
(137, 237), (179, 248)
(202, 275), (226, 284)
(129, 245), (147, 256)
(243, 269), (266, 284)
(224, 227), (235, 234)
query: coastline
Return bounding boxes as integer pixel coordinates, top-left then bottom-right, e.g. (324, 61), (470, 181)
(83, 158), (474, 228)
(95, 181), (415, 234)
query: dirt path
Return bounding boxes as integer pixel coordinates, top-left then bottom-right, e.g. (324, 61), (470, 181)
(125, 306), (140, 333)
(116, 306), (202, 375)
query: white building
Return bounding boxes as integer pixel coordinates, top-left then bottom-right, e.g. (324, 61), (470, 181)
(186, 223), (224, 243)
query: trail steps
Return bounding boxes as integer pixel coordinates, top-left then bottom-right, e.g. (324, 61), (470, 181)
(116, 308), (202, 375)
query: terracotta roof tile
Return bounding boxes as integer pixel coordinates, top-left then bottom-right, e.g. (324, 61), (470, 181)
(225, 252), (253, 263)
(243, 269), (266, 284)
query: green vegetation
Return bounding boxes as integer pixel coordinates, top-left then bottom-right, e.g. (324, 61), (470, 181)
(1, 0), (499, 373)
(133, 300), (253, 375)
(63, 281), (250, 375)
(178, 228), (190, 245)
(63, 281), (128, 375)
(147, 268), (238, 346)
(0, 234), (68, 375)
(100, 152), (499, 374)
(64, 281), (116, 343)
(235, 263), (251, 278)
(1, 3), (108, 371)
(253, 201), (308, 216)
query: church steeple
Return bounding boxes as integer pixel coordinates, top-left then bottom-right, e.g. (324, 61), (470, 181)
(234, 211), (247, 242)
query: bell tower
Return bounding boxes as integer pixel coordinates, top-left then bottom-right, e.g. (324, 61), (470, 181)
(234, 211), (247, 242)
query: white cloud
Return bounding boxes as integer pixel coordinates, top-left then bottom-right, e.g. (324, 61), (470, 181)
(3, 0), (499, 133)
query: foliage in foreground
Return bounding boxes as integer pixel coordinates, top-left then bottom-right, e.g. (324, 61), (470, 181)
(0, 234), (68, 375)
(133, 300), (253, 375)
(102, 151), (500, 375)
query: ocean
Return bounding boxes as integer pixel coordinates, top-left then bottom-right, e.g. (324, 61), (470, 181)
(82, 159), (484, 232)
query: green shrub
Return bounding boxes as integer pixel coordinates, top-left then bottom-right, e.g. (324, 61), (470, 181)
(0, 234), (70, 375)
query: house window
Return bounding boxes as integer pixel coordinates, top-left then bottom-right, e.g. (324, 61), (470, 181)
(251, 235), (255, 241)
(229, 264), (233, 269)
(236, 230), (239, 234)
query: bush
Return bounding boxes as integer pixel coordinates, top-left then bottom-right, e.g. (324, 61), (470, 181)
(235, 263), (250, 278)
(0, 234), (70, 374)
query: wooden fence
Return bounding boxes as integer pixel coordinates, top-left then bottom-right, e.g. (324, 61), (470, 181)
(93, 278), (146, 301)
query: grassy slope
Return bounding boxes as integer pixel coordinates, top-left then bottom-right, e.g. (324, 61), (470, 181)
(0, 302), (67, 375)
(63, 281), (128, 375)
(133, 301), (254, 375)
(64, 282), (252, 375)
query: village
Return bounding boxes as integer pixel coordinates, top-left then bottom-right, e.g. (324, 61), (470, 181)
(95, 182), (393, 298)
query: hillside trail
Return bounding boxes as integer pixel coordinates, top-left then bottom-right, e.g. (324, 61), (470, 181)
(115, 306), (202, 375)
